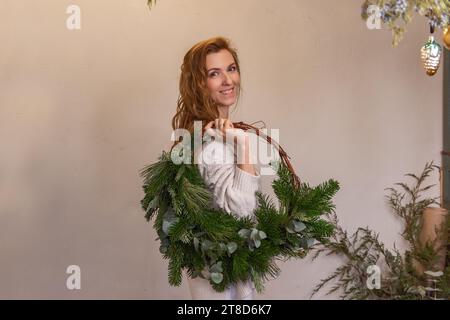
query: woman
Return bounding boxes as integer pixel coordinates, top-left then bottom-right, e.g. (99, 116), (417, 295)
(171, 36), (261, 300)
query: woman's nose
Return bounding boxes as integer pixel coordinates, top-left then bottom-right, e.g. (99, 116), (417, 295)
(222, 73), (233, 84)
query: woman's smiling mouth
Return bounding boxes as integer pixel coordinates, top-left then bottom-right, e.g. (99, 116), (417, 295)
(220, 87), (234, 95)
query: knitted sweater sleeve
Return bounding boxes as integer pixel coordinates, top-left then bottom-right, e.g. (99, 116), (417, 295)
(196, 140), (261, 218)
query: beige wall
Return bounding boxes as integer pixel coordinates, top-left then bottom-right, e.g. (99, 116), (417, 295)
(0, 0), (443, 299)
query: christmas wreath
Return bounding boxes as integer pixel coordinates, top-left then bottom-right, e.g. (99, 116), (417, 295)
(139, 122), (340, 293)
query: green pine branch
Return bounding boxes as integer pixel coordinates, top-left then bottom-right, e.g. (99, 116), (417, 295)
(140, 152), (340, 293)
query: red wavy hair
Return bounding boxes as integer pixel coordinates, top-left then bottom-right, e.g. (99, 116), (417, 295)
(171, 36), (242, 150)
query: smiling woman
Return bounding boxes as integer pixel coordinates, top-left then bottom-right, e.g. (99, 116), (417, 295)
(171, 37), (260, 300)
(140, 31), (339, 301)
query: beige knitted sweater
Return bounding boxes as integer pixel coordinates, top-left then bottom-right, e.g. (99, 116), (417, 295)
(187, 136), (261, 300)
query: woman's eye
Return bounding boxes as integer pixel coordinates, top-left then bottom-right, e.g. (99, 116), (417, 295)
(209, 66), (236, 77)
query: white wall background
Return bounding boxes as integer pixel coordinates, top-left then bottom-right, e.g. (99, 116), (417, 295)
(0, 0), (443, 299)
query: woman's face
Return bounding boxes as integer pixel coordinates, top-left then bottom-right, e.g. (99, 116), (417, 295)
(205, 49), (240, 107)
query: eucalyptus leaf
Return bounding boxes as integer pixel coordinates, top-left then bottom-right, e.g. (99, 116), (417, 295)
(250, 228), (259, 240)
(163, 207), (176, 219)
(306, 238), (316, 248)
(227, 242), (238, 254)
(293, 220), (306, 232)
(424, 270), (444, 278)
(286, 226), (295, 234)
(210, 272), (223, 284)
(299, 238), (308, 250)
(147, 195), (159, 211)
(162, 208), (178, 234)
(238, 229), (251, 238)
(193, 237), (199, 252)
(210, 261), (223, 273)
(162, 220), (173, 235)
(201, 240), (213, 252)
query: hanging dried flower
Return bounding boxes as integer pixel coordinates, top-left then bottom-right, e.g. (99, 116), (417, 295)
(361, 0), (450, 46)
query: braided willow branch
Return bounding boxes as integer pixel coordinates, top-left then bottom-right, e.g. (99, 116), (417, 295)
(232, 121), (301, 189)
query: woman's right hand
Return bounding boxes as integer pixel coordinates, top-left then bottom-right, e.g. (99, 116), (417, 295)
(204, 118), (256, 175)
(204, 118), (233, 137)
(204, 118), (247, 146)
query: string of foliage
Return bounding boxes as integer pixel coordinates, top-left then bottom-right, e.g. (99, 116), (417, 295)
(361, 0), (450, 46)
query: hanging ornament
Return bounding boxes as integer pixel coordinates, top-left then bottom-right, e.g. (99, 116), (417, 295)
(443, 26), (450, 50)
(421, 35), (442, 76)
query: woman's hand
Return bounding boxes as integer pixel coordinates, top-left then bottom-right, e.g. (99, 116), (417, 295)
(204, 118), (247, 146)
(204, 118), (256, 176)
(204, 118), (233, 139)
